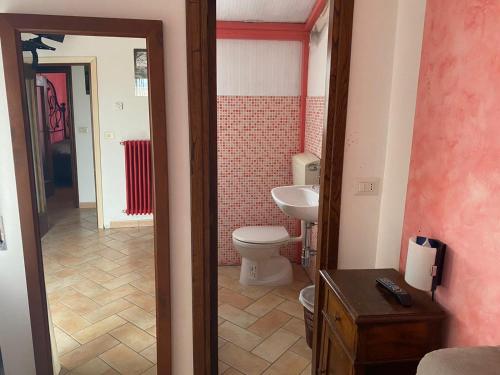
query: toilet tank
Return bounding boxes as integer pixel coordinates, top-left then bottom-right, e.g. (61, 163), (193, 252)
(292, 152), (320, 185)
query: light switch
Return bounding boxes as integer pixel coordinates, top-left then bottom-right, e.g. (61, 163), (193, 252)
(78, 127), (89, 134)
(103, 131), (115, 140)
(355, 179), (379, 196)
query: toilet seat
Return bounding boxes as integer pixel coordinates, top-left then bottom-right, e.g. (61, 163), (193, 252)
(232, 226), (290, 244)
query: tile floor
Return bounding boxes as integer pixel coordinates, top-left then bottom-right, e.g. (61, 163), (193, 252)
(42, 195), (157, 374)
(218, 265), (313, 375)
(43, 190), (312, 375)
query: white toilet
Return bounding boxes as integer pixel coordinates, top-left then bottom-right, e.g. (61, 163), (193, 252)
(233, 152), (320, 286)
(233, 226), (293, 286)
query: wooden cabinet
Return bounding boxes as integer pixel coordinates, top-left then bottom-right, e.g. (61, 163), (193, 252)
(318, 269), (446, 375)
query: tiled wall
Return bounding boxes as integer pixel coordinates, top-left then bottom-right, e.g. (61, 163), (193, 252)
(217, 96), (301, 265)
(304, 96), (325, 158)
(303, 96), (325, 279)
(401, 0), (500, 347)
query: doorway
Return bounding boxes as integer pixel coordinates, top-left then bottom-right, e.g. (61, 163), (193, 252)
(186, 0), (355, 373)
(0, 14), (170, 375)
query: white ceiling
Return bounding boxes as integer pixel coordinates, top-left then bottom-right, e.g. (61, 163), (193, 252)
(216, 0), (317, 23)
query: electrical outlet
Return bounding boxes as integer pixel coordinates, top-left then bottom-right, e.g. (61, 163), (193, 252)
(103, 131), (115, 140)
(78, 127), (89, 134)
(356, 179), (379, 196)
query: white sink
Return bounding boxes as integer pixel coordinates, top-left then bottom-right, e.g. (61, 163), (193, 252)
(271, 185), (319, 222)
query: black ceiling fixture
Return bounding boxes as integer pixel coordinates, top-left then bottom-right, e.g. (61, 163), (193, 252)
(21, 34), (65, 68)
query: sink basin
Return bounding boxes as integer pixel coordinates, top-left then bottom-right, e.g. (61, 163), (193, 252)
(271, 185), (319, 222)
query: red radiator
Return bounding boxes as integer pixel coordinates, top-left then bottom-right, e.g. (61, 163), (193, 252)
(123, 140), (153, 215)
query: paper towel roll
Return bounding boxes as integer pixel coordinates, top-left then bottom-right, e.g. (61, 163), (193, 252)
(405, 237), (437, 291)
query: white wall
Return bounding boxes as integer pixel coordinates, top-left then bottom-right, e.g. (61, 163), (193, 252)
(338, 0), (399, 269)
(0, 1), (193, 375)
(338, 0), (427, 269)
(217, 39), (301, 96)
(375, 0), (427, 269)
(307, 21), (329, 97)
(71, 65), (96, 204)
(0, 41), (37, 375)
(37, 36), (152, 227)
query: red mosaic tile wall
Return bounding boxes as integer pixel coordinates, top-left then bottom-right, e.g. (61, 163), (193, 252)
(304, 96), (325, 279)
(217, 96), (301, 265)
(304, 96), (325, 158)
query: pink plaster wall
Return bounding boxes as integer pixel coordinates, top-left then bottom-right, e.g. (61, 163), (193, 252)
(217, 96), (301, 265)
(400, 0), (500, 347)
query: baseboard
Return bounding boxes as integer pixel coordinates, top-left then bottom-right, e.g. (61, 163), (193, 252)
(79, 201), (97, 208)
(109, 219), (154, 229)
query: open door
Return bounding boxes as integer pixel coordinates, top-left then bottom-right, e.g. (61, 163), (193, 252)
(23, 61), (50, 236)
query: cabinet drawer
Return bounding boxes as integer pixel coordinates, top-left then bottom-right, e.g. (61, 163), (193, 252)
(324, 288), (357, 355)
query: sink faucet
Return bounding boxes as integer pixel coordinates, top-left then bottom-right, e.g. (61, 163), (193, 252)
(312, 185), (320, 193)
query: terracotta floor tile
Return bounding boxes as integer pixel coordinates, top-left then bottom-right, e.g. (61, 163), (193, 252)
(60, 290), (101, 316)
(100, 344), (154, 374)
(141, 365), (157, 375)
(219, 288), (254, 309)
(289, 338), (311, 359)
(219, 361), (230, 374)
(73, 315), (127, 344)
(54, 327), (80, 355)
(223, 369), (245, 375)
(245, 293), (285, 317)
(252, 329), (301, 363)
(118, 306), (156, 330)
(139, 343), (157, 364)
(102, 273), (143, 290)
(51, 303), (92, 334)
(124, 291), (156, 313)
(71, 279), (107, 299)
(218, 304), (259, 328)
(110, 323), (155, 352)
(69, 357), (118, 375)
(282, 318), (306, 338)
(276, 301), (304, 320)
(218, 321), (263, 351)
(219, 343), (270, 375)
(247, 310), (292, 338)
(82, 299), (133, 323)
(262, 351), (309, 375)
(59, 334), (120, 370)
(129, 278), (155, 295)
(92, 285), (138, 305)
(300, 363), (311, 375)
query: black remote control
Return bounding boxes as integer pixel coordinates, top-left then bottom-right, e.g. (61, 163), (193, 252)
(376, 277), (412, 307)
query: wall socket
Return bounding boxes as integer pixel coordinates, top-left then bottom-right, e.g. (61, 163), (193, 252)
(355, 179), (379, 196)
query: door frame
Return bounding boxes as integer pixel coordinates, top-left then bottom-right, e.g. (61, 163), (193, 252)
(38, 57), (105, 229)
(0, 13), (171, 374)
(185, 0), (355, 374)
(35, 64), (80, 208)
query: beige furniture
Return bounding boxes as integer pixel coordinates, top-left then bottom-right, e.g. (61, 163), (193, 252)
(417, 346), (500, 375)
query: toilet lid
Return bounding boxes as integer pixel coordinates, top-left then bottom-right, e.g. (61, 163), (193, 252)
(232, 226), (289, 244)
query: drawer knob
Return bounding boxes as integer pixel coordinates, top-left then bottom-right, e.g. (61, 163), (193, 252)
(334, 313), (341, 321)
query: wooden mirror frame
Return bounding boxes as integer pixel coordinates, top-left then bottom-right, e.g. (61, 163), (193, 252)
(0, 13), (171, 374)
(186, 0), (354, 373)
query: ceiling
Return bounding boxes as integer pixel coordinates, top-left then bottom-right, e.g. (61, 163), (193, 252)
(216, 0), (317, 23)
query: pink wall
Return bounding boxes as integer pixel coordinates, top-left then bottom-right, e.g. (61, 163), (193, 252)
(304, 96), (324, 158)
(39, 72), (68, 144)
(217, 96), (301, 265)
(401, 0), (500, 347)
